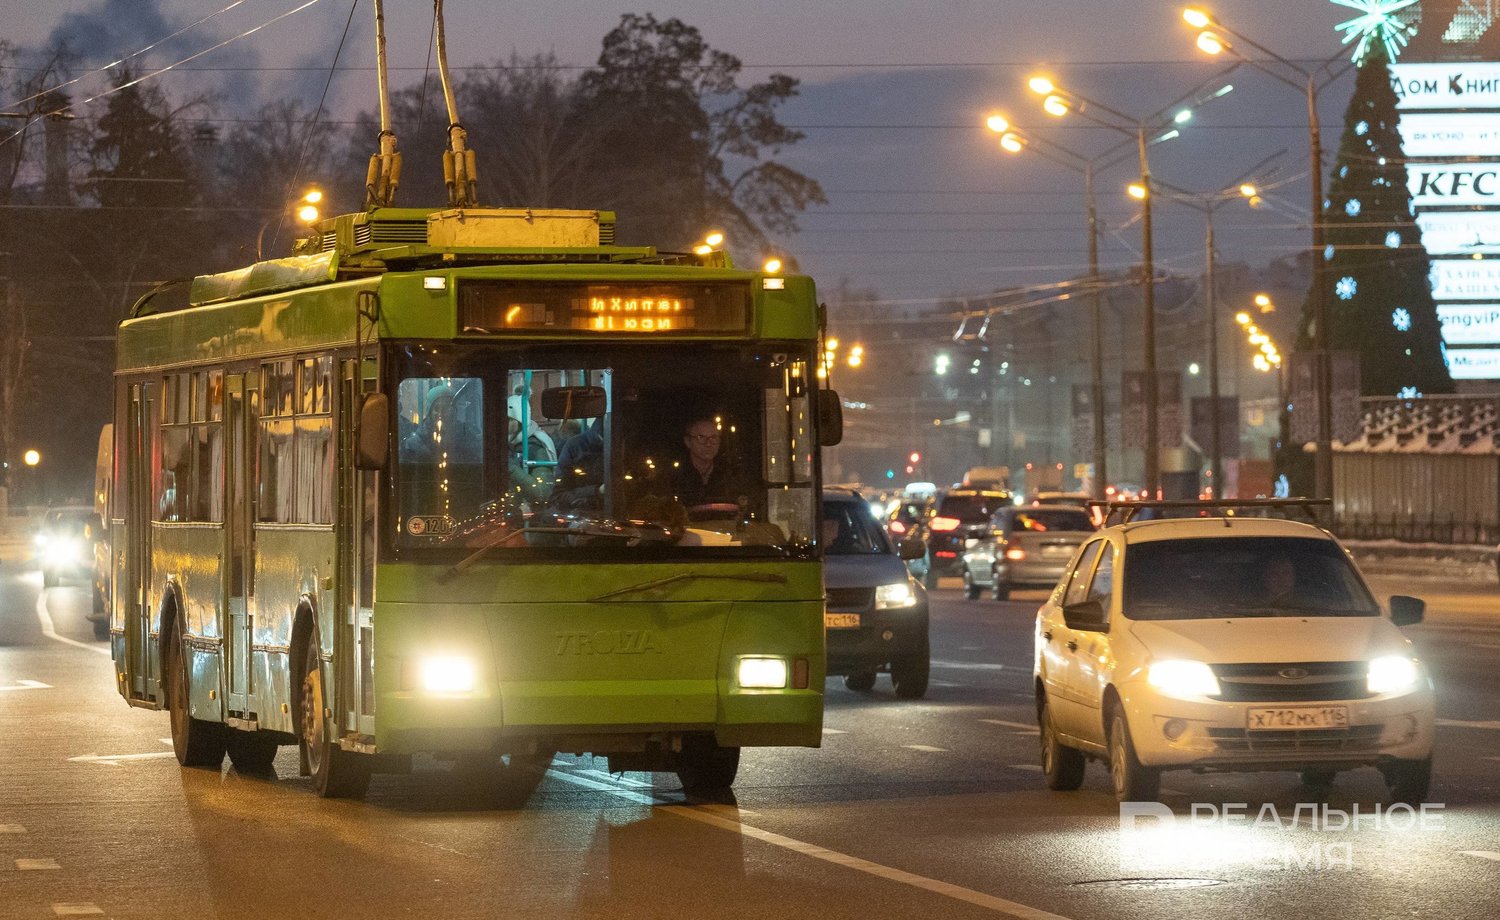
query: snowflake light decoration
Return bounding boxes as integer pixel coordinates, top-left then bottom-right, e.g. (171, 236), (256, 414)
(1392, 307), (1412, 331)
(1355, 120), (1370, 136)
(1386, 230), (1402, 248)
(1397, 386), (1422, 399)
(1336, 276), (1358, 300)
(1324, 244), (1336, 261)
(1346, 198), (1363, 217)
(1333, 0), (1419, 65)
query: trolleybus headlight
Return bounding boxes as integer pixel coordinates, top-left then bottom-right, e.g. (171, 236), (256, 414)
(738, 657), (788, 689)
(875, 581), (918, 609)
(419, 655), (477, 694)
(1367, 654), (1420, 695)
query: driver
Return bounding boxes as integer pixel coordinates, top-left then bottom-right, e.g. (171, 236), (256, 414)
(668, 416), (749, 509)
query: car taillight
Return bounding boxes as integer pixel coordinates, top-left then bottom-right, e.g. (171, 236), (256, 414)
(889, 520), (907, 535)
(929, 516), (960, 532)
(1005, 547), (1027, 561)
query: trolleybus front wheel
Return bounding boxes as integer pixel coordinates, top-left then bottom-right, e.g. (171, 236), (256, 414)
(675, 733), (740, 795)
(299, 631), (371, 799)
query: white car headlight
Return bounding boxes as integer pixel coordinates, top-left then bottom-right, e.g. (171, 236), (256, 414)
(43, 538), (79, 568)
(1367, 654), (1420, 695)
(738, 657), (788, 689)
(1146, 660), (1221, 699)
(419, 655), (477, 694)
(875, 581), (918, 610)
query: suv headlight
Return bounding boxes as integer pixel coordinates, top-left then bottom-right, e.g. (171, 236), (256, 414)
(1146, 660), (1221, 699)
(875, 581), (918, 609)
(1367, 654), (1420, 695)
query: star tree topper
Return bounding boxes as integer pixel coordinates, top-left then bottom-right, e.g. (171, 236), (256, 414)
(1332, 0), (1419, 64)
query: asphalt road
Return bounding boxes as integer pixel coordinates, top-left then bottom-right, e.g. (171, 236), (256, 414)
(2, 564), (1498, 920)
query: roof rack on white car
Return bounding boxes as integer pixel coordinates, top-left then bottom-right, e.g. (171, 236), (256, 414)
(1085, 498), (1331, 527)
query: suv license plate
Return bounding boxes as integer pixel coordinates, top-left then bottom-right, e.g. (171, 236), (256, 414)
(824, 613), (861, 629)
(1247, 707), (1348, 730)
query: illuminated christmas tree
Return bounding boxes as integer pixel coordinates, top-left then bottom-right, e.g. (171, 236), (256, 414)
(1306, 43), (1452, 397)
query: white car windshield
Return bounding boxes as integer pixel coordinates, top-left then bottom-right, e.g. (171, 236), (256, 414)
(1123, 536), (1379, 620)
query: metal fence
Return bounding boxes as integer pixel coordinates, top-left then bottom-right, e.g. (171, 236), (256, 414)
(1333, 396), (1500, 546)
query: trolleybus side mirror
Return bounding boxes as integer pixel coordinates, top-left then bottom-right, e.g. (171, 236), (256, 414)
(818, 389), (843, 446)
(541, 385), (607, 420)
(356, 393), (391, 470)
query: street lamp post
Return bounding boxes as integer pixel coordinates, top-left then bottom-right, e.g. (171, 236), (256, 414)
(1149, 166), (1276, 497)
(1185, 6), (1347, 500)
(1027, 73), (1235, 497)
(984, 115), (1143, 500)
(257, 188), (325, 260)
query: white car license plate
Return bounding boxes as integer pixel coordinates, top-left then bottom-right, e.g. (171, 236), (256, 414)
(824, 612), (861, 629)
(1247, 706), (1348, 730)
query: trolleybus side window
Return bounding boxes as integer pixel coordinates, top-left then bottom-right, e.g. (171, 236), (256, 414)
(295, 357), (335, 525)
(155, 371), (224, 523)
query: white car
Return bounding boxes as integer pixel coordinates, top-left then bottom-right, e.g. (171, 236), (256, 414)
(1033, 510), (1434, 804)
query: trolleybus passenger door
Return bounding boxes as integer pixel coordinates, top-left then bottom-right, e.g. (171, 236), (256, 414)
(224, 374), (253, 713)
(124, 382), (157, 702)
(341, 358), (377, 736)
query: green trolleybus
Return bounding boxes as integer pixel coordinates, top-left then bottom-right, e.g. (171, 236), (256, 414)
(106, 206), (838, 797)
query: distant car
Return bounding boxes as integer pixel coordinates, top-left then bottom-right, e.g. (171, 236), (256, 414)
(923, 489), (1012, 587)
(1033, 491), (1091, 508)
(962, 505), (1096, 600)
(886, 492), (938, 580)
(35, 505), (102, 591)
(1034, 507), (1434, 805)
(823, 489), (930, 699)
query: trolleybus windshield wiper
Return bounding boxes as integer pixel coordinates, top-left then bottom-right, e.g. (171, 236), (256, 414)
(443, 519), (677, 579)
(590, 571), (789, 602)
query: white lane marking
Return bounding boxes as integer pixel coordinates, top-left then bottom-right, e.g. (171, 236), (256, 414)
(933, 660), (1009, 671)
(67, 751), (178, 766)
(1008, 764), (1043, 773)
(545, 766), (1079, 919)
(904, 744), (948, 753)
(959, 645), (983, 651)
(0, 825), (25, 833)
(0, 680), (52, 692)
(980, 719), (1040, 734)
(16, 858), (60, 870)
(821, 728), (847, 735)
(662, 805), (1079, 920)
(1460, 851), (1500, 863)
(1437, 719), (1500, 730)
(52, 905), (105, 917)
(34, 592), (111, 656)
(931, 679), (965, 688)
(159, 738), (174, 746)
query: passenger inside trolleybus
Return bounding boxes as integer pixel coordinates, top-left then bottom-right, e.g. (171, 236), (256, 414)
(390, 343), (819, 559)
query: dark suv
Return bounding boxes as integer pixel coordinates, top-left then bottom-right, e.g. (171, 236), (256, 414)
(923, 489), (1011, 587)
(823, 489), (930, 699)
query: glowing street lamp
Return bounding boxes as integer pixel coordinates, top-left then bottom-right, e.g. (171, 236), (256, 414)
(1025, 71), (1235, 497)
(23, 449), (40, 467)
(1183, 5), (1341, 500)
(258, 187), (325, 259)
(983, 113), (1145, 499)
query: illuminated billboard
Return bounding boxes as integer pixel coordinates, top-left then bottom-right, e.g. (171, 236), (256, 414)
(1384, 9), (1500, 381)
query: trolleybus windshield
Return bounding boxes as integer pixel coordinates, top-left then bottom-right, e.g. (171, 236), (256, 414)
(390, 341), (818, 559)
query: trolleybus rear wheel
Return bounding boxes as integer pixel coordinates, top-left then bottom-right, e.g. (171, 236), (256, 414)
(167, 618), (227, 769)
